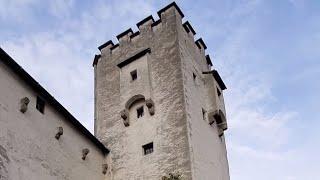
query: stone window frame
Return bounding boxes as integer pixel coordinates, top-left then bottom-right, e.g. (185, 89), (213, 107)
(202, 108), (207, 121)
(121, 94), (155, 127)
(130, 69), (138, 81)
(142, 142), (154, 155)
(192, 72), (197, 81)
(137, 106), (144, 118)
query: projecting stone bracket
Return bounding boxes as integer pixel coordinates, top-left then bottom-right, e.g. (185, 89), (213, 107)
(55, 127), (63, 140)
(121, 95), (155, 127)
(20, 97), (30, 113)
(146, 99), (155, 116)
(217, 121), (228, 131)
(120, 109), (130, 127)
(208, 109), (228, 136)
(208, 112), (215, 125)
(82, 148), (90, 160)
(102, 163), (108, 175)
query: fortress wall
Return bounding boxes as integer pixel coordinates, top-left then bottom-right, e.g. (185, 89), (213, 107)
(177, 17), (230, 180)
(94, 4), (193, 180)
(0, 60), (109, 180)
(93, 2), (229, 179)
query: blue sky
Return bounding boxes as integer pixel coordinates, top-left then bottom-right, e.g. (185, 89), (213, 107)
(1, 0), (319, 179)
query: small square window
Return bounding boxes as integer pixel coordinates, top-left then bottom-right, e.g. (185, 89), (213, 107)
(130, 70), (137, 81)
(137, 106), (144, 118)
(36, 96), (45, 114)
(217, 87), (221, 97)
(142, 142), (153, 155)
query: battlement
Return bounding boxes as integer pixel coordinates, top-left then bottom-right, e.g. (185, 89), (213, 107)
(116, 28), (133, 42)
(93, 2), (213, 67)
(195, 38), (207, 50)
(93, 2), (229, 178)
(183, 21), (196, 35)
(136, 15), (155, 28)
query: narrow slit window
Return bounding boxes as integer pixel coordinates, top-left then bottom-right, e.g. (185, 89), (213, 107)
(217, 87), (221, 97)
(142, 142), (153, 155)
(130, 70), (137, 81)
(202, 108), (206, 121)
(193, 72), (197, 80)
(137, 106), (144, 118)
(36, 96), (45, 114)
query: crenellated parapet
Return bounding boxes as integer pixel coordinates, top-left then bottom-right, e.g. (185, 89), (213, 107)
(93, 2), (230, 179)
(116, 28), (133, 43)
(93, 2), (214, 68)
(195, 38), (207, 50)
(137, 15), (155, 29)
(183, 21), (196, 35)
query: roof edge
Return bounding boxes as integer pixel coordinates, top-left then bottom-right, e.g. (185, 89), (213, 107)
(212, 70), (227, 90)
(0, 47), (109, 155)
(117, 48), (151, 68)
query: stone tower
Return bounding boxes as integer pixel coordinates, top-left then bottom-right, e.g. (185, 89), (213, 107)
(93, 2), (229, 180)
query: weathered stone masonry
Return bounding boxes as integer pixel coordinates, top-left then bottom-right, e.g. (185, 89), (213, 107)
(0, 48), (111, 180)
(0, 2), (229, 180)
(94, 2), (229, 180)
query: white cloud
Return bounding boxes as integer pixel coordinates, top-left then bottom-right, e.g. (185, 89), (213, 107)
(0, 0), (38, 21)
(1, 0), (157, 132)
(2, 32), (93, 129)
(199, 1), (314, 179)
(229, 0), (262, 18)
(1, 1), (319, 180)
(49, 0), (74, 18)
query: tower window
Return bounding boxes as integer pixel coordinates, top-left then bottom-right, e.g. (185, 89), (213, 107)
(142, 142), (153, 155)
(137, 106), (144, 118)
(217, 87), (221, 96)
(36, 96), (45, 114)
(202, 108), (206, 121)
(193, 72), (197, 80)
(130, 70), (137, 81)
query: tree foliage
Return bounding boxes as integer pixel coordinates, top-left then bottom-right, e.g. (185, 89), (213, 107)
(162, 173), (182, 180)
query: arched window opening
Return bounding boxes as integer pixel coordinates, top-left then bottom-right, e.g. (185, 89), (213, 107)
(125, 94), (145, 110)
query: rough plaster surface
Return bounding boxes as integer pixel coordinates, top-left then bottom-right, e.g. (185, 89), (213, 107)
(95, 8), (192, 180)
(0, 61), (110, 180)
(178, 20), (229, 180)
(0, 4), (229, 180)
(94, 5), (229, 180)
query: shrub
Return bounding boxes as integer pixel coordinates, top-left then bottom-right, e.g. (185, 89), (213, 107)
(162, 173), (182, 180)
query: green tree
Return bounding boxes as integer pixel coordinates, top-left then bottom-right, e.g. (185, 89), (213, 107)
(162, 173), (182, 180)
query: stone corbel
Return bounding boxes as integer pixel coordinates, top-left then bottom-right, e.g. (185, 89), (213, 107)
(208, 111), (215, 125)
(55, 127), (63, 140)
(145, 99), (155, 115)
(20, 97), (30, 113)
(208, 109), (228, 136)
(82, 148), (90, 160)
(217, 122), (228, 131)
(218, 128), (224, 137)
(102, 163), (108, 174)
(120, 109), (130, 127)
